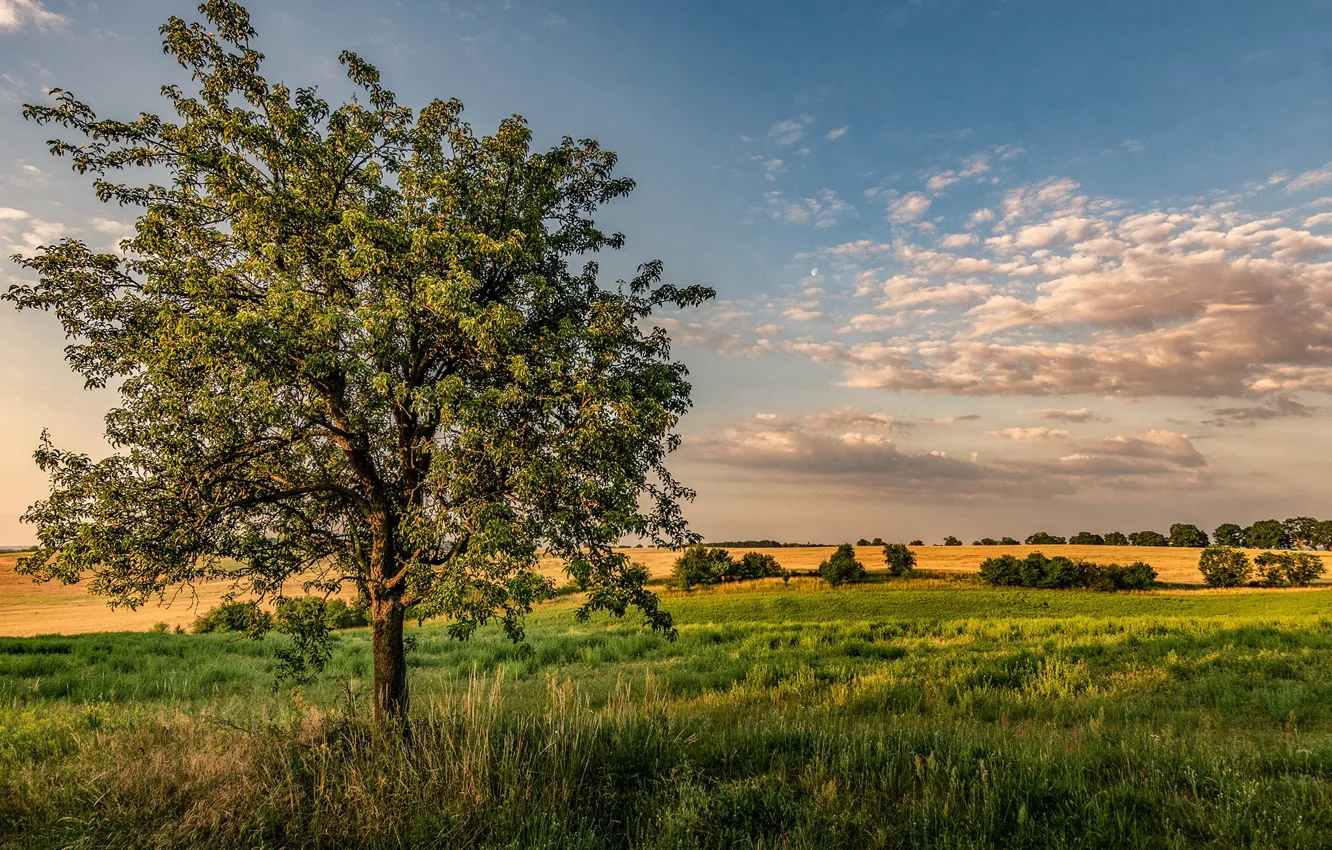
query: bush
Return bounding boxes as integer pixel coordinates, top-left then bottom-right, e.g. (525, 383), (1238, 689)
(1254, 552), (1327, 588)
(732, 551), (789, 582)
(882, 543), (916, 577)
(191, 600), (273, 634)
(1103, 531), (1129, 546)
(909, 539), (924, 546)
(150, 622), (170, 633)
(323, 598), (371, 629)
(1104, 562), (1158, 590)
(1069, 532), (1103, 545)
(979, 552), (1157, 592)
(943, 536), (962, 546)
(819, 544), (866, 586)
(671, 546), (734, 589)
(1000, 536), (1020, 545)
(1198, 547), (1252, 587)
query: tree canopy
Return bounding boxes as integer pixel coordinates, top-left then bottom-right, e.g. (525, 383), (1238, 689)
(5, 0), (711, 717)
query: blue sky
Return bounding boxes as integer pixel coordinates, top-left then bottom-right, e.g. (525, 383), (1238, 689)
(3, 0), (1332, 544)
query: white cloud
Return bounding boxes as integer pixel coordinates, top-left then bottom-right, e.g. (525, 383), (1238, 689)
(769, 119), (807, 146)
(826, 126), (849, 141)
(0, 0), (68, 30)
(888, 192), (932, 223)
(987, 427), (1068, 442)
(1287, 163), (1332, 194)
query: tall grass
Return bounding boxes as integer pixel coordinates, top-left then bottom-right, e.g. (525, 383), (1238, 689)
(3, 582), (1332, 848)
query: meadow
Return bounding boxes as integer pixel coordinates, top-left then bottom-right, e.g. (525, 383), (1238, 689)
(2, 561), (1332, 848)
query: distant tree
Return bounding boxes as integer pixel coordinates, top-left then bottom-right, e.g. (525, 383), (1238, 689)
(1000, 536), (1021, 546)
(1284, 517), (1319, 550)
(3, 1), (706, 720)
(1246, 520), (1292, 550)
(1198, 547), (1252, 587)
(882, 542), (917, 577)
(819, 544), (866, 586)
(975, 537), (1000, 546)
(1168, 523), (1209, 548)
(1069, 532), (1104, 545)
(1103, 531), (1129, 546)
(1312, 520), (1332, 551)
(1128, 531), (1168, 547)
(1213, 523), (1247, 548)
(1025, 532), (1066, 545)
(856, 538), (871, 547)
(943, 536), (963, 546)
(909, 539), (924, 547)
(871, 537), (884, 546)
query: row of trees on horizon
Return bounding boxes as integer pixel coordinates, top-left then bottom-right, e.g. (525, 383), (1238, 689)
(777, 518), (1332, 551)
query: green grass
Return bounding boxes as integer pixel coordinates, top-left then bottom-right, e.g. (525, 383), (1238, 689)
(3, 580), (1332, 848)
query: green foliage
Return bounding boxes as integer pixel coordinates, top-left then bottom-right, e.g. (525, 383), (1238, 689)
(4, 1), (711, 713)
(1245, 520), (1291, 550)
(1129, 530), (1168, 547)
(942, 536), (962, 546)
(1254, 552), (1327, 588)
(818, 544), (866, 586)
(191, 601), (274, 635)
(1068, 532), (1103, 545)
(733, 551), (789, 582)
(1024, 532), (1066, 545)
(978, 553), (1156, 591)
(672, 546), (733, 589)
(1198, 547), (1253, 587)
(1212, 523), (1246, 548)
(973, 538), (999, 546)
(1102, 531), (1129, 546)
(882, 542), (917, 577)
(909, 539), (924, 546)
(999, 536), (1020, 545)
(1168, 523), (1209, 548)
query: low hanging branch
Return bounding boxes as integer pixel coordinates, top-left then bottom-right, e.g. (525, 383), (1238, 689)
(4, 0), (711, 719)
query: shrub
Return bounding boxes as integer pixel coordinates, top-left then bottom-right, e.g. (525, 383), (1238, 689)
(191, 600), (273, 634)
(1025, 532), (1066, 545)
(733, 551), (789, 582)
(909, 539), (924, 546)
(1104, 561), (1158, 590)
(150, 622), (170, 633)
(974, 537), (999, 546)
(1000, 536), (1020, 545)
(1254, 552), (1326, 588)
(943, 536), (962, 546)
(979, 552), (1156, 592)
(819, 544), (866, 586)
(882, 543), (916, 577)
(1198, 547), (1252, 587)
(671, 546), (734, 589)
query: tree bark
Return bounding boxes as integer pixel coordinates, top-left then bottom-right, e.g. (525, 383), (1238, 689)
(371, 597), (408, 719)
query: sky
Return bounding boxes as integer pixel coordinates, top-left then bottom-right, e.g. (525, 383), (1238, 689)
(3, 0), (1332, 545)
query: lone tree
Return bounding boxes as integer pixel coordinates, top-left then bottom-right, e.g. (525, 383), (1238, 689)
(1167, 523), (1209, 548)
(4, 2), (711, 718)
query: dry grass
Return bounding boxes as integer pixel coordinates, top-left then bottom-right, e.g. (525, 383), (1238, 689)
(5, 544), (1330, 637)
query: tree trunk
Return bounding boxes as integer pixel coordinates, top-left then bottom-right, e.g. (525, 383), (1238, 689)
(371, 597), (408, 719)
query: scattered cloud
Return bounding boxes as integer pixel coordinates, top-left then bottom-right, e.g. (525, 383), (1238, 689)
(987, 427), (1068, 441)
(769, 118), (809, 146)
(826, 126), (849, 141)
(1286, 163), (1332, 194)
(1031, 408), (1101, 423)
(0, 0), (68, 31)
(888, 192), (932, 223)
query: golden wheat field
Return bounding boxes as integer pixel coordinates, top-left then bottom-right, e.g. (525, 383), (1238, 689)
(3, 544), (1329, 637)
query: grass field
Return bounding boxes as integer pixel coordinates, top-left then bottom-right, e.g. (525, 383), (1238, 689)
(5, 544), (1327, 637)
(2, 571), (1332, 848)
